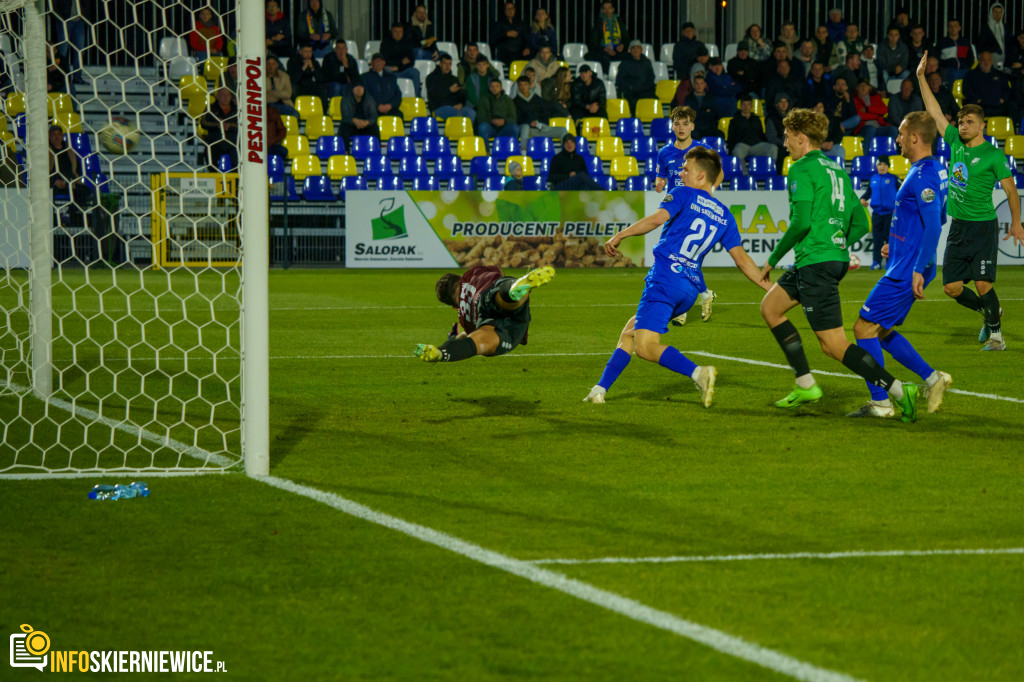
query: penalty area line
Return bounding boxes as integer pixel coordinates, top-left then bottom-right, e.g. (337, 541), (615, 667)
(528, 547), (1024, 566)
(254, 474), (862, 682)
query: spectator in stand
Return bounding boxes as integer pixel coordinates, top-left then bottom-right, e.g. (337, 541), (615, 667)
(684, 74), (720, 139)
(813, 25), (834, 68)
(1007, 31), (1024, 111)
(728, 42), (759, 96)
(220, 61), (238, 92)
(295, 0), (337, 59)
(587, 1), (630, 71)
(812, 99), (847, 163)
(853, 80), (897, 140)
(200, 87), (238, 171)
(832, 52), (867, 91)
(45, 44), (69, 94)
(888, 8), (912, 45)
(825, 8), (847, 44)
(541, 66), (572, 116)
(860, 156), (899, 270)
(362, 53), (403, 119)
(381, 22), (421, 97)
(830, 23), (865, 69)
(288, 43), (326, 105)
(860, 44), (881, 90)
(765, 92), (792, 159)
(925, 70), (959, 123)
(743, 24), (772, 63)
(938, 19), (975, 82)
(504, 159), (525, 189)
(616, 40), (656, 114)
(52, 0), (87, 86)
(705, 58), (741, 119)
(826, 76), (860, 137)
(528, 8), (557, 58)
(549, 134), (602, 189)
(527, 44), (560, 84)
(673, 22), (704, 80)
(189, 6), (224, 62)
(477, 77), (519, 144)
(49, 124), (87, 206)
(338, 83), (380, 146)
(764, 58), (803, 109)
(514, 76), (567, 150)
(886, 78), (923, 127)
(266, 106), (288, 160)
(878, 28), (910, 85)
(409, 5), (439, 61)
(976, 4), (1008, 66)
(265, 0), (291, 59)
(465, 55), (497, 110)
(963, 51), (1011, 116)
(727, 96), (777, 171)
(764, 41), (803, 81)
(322, 39), (360, 99)
(570, 64), (606, 120)
(776, 21), (800, 58)
(689, 45), (710, 83)
(458, 44), (499, 87)
(922, 55), (945, 87)
(491, 2), (529, 65)
(521, 67), (543, 97)
(906, 24), (930, 65)
(427, 53), (475, 122)
(266, 55), (299, 118)
(803, 61), (832, 106)
(795, 39), (817, 74)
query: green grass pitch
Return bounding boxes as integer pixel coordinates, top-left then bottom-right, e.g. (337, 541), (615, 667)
(2, 266), (1023, 680)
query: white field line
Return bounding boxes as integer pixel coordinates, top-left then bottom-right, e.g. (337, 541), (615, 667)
(529, 547), (1024, 566)
(255, 474), (861, 682)
(0, 470), (232, 480)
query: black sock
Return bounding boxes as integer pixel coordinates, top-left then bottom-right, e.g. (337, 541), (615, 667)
(842, 344), (895, 391)
(980, 289), (1001, 332)
(438, 337), (477, 362)
(770, 320), (811, 376)
(954, 287), (984, 313)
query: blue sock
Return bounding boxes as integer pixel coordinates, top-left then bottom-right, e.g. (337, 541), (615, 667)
(880, 331), (933, 381)
(856, 337), (889, 401)
(597, 348), (632, 390)
(657, 346), (697, 378)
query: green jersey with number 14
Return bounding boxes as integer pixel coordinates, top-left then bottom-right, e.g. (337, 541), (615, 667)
(784, 150), (862, 268)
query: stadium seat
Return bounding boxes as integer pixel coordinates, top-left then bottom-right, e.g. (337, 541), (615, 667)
(625, 175), (652, 191)
(376, 175), (403, 190)
(421, 135), (452, 160)
(951, 79), (963, 106)
(579, 117), (611, 141)
(505, 156), (535, 175)
(344, 40), (360, 59)
(508, 60), (529, 81)
(436, 41), (459, 59)
(585, 156), (604, 177)
(291, 154), (322, 180)
(849, 177), (863, 190)
(396, 77), (416, 100)
(482, 176), (505, 191)
(1004, 156), (1018, 173)
(563, 43), (587, 64)
(363, 40), (381, 60)
(888, 155), (910, 179)
(595, 137), (625, 161)
(652, 61), (669, 83)
(605, 99), (630, 124)
(270, 174), (300, 201)
(295, 95), (323, 121)
(349, 135), (380, 160)
(984, 134), (998, 147)
(409, 116), (440, 140)
(491, 136), (519, 161)
(413, 59), (436, 87)
(412, 176), (440, 190)
(433, 155), (463, 180)
(630, 137), (658, 166)
(548, 117), (576, 137)
(400, 97), (427, 120)
(47, 92), (74, 115)
(304, 116), (334, 141)
(719, 155), (742, 179)
(267, 153), (285, 184)
(615, 118), (644, 142)
(609, 156), (639, 180)
(706, 44), (719, 59)
(724, 42), (738, 62)
(841, 135), (864, 161)
(327, 154), (358, 180)
(718, 117), (731, 136)
(522, 175), (547, 191)
(4, 91), (23, 117)
(54, 112), (82, 133)
(634, 99), (661, 123)
(1004, 136), (1024, 160)
(378, 116), (404, 141)
(302, 175), (335, 200)
(655, 80), (680, 106)
(363, 154), (393, 180)
(216, 153), (233, 173)
(281, 114), (299, 135)
(574, 136), (592, 159)
(781, 156), (793, 176)
(69, 132), (92, 157)
(650, 118), (671, 140)
(934, 137), (950, 159)
(282, 134), (310, 159)
(315, 135), (345, 160)
(386, 136), (417, 160)
(457, 136), (488, 161)
(658, 43), (675, 67)
(731, 176), (757, 190)
(328, 96), (343, 120)
(867, 137), (897, 155)
(203, 56), (229, 83)
(526, 136), (556, 162)
(850, 155), (876, 180)
(765, 175), (787, 191)
(596, 175), (617, 190)
(449, 175), (476, 190)
(736, 99), (764, 116)
(444, 116), (474, 140)
(398, 156), (430, 179)
(700, 136), (728, 155)
(746, 156), (776, 178)
(470, 155), (500, 179)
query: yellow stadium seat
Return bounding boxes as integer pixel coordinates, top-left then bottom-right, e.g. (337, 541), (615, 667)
(400, 97), (427, 120)
(609, 156), (639, 180)
(505, 156), (535, 176)
(595, 137), (625, 160)
(203, 56), (229, 82)
(842, 135), (864, 161)
(888, 155), (910, 179)
(558, 61), (569, 70)
(327, 154), (358, 180)
(329, 96), (343, 120)
(737, 99), (764, 116)
(47, 92), (74, 115)
(281, 114), (299, 135)
(0, 129), (14, 148)
(444, 116), (474, 140)
(291, 154), (322, 180)
(0, 116), (7, 133)
(782, 156), (793, 175)
(605, 98), (630, 124)
(986, 116), (1014, 141)
(952, 79), (963, 107)
(718, 117), (731, 136)
(305, 115), (334, 141)
(655, 79), (680, 106)
(282, 134), (310, 159)
(295, 95), (323, 121)
(5, 92), (24, 117)
(508, 60), (529, 81)
(377, 115), (404, 141)
(548, 117), (576, 136)
(634, 99), (661, 123)
(178, 75), (207, 98)
(53, 112), (81, 133)
(579, 117), (610, 141)
(457, 135), (487, 160)
(1004, 135), (1024, 160)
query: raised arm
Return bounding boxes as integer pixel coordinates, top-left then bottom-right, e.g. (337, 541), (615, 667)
(605, 209), (670, 256)
(916, 52), (949, 134)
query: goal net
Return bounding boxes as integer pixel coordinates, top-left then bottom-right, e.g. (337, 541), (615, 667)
(0, 0), (268, 476)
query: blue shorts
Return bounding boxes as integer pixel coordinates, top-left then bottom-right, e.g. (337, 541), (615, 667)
(635, 279), (700, 334)
(859, 266), (936, 330)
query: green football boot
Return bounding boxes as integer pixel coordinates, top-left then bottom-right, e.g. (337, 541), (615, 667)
(774, 383), (823, 409)
(893, 383), (920, 423)
(414, 344), (442, 362)
(509, 266), (556, 301)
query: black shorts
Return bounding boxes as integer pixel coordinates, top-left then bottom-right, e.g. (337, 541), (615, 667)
(776, 260), (849, 332)
(943, 218), (999, 284)
(478, 278), (531, 356)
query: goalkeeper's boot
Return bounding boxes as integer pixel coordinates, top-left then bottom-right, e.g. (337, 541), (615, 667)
(509, 266), (556, 301)
(774, 383), (823, 409)
(979, 307), (1003, 343)
(692, 365), (717, 408)
(700, 290), (717, 322)
(583, 385), (606, 404)
(845, 400), (896, 418)
(893, 384), (920, 423)
(980, 336), (1006, 351)
(670, 312), (687, 326)
(924, 371), (953, 413)
(414, 344), (442, 362)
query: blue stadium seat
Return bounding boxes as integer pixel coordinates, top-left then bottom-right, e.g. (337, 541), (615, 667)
(849, 177), (863, 190)
(615, 118), (644, 142)
(746, 156), (777, 179)
(649, 118), (671, 141)
(15, 114), (25, 139)
(934, 137), (950, 158)
(585, 156), (604, 176)
(985, 135), (998, 147)
(720, 154), (743, 179)
(421, 135), (452, 160)
(69, 132), (92, 157)
(574, 136), (592, 158)
(730, 176), (757, 190)
(84, 172), (110, 193)
(630, 137), (658, 166)
(387, 136), (417, 160)
(315, 136), (346, 160)
(216, 154), (233, 172)
(433, 155), (463, 180)
(302, 175), (335, 200)
(490, 136), (519, 161)
(82, 153), (102, 176)
(339, 176), (367, 199)
(850, 156), (877, 180)
(625, 175), (651, 191)
(363, 155), (393, 180)
(398, 156), (430, 179)
(534, 157), (550, 175)
(596, 175), (617, 190)
(449, 176), (476, 190)
(412, 176), (440, 190)
(267, 153), (286, 183)
(764, 175), (787, 191)
(522, 175), (547, 190)
(526, 136), (556, 162)
(409, 116), (440, 140)
(700, 136), (728, 155)
(269, 176), (301, 201)
(867, 137), (897, 155)
(470, 156), (500, 179)
(376, 175), (403, 190)
(349, 135), (381, 160)
(482, 176), (505, 191)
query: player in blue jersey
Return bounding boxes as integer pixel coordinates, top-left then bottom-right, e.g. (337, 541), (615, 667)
(583, 147), (770, 407)
(655, 106), (723, 325)
(848, 111), (954, 417)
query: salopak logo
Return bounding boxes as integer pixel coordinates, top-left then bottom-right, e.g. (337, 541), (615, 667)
(371, 197), (408, 241)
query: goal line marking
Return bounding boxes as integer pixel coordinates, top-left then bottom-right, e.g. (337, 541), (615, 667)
(528, 547), (1024, 566)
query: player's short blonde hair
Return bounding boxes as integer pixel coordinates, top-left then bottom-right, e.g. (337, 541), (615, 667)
(782, 108), (828, 146)
(671, 106), (696, 123)
(902, 111), (937, 144)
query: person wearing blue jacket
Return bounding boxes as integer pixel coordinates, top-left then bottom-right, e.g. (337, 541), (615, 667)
(860, 156), (900, 269)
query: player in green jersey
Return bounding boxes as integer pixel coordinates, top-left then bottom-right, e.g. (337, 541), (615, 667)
(757, 108), (920, 421)
(917, 52), (1024, 351)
